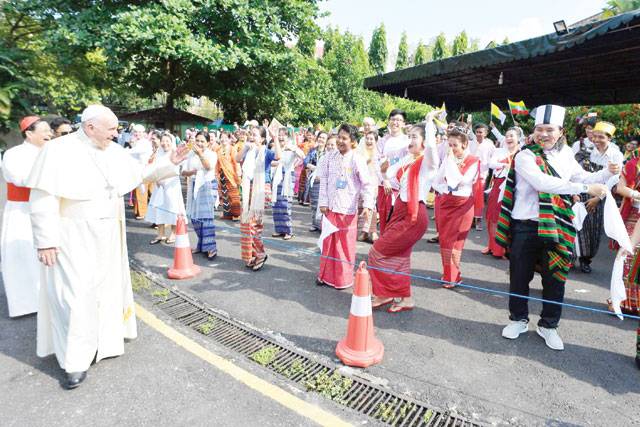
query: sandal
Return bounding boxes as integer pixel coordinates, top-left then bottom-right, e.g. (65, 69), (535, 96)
(427, 236), (439, 244)
(271, 232), (284, 238)
(206, 251), (217, 260)
(372, 298), (394, 310)
(481, 247), (491, 255)
(149, 237), (166, 245)
(165, 237), (176, 245)
(387, 303), (414, 313)
(283, 234), (294, 241)
(368, 232), (379, 243)
(252, 255), (268, 271)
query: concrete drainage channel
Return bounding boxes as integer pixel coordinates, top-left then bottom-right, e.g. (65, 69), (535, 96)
(130, 263), (484, 427)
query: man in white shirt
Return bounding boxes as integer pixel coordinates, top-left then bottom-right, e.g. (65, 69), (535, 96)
(498, 105), (617, 351)
(28, 105), (186, 389)
(376, 109), (409, 235)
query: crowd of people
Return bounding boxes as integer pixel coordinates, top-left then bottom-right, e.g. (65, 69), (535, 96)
(2, 103), (639, 390)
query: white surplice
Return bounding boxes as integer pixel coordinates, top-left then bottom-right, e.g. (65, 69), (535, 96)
(1, 141), (41, 317)
(27, 129), (177, 373)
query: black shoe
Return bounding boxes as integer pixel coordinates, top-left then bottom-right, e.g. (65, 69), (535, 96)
(580, 263), (592, 274)
(65, 371), (87, 390)
(316, 279), (326, 287)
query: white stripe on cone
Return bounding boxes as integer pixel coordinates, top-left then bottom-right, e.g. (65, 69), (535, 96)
(174, 234), (190, 248)
(350, 295), (372, 317)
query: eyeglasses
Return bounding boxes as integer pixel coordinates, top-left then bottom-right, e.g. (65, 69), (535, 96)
(389, 118), (405, 123)
(59, 131), (72, 136)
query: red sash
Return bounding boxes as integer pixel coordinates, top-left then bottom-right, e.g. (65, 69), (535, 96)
(7, 183), (30, 202)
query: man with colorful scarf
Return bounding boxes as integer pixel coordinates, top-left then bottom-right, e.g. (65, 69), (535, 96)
(496, 105), (617, 350)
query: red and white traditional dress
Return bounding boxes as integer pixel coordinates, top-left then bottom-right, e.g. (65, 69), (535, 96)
(485, 147), (516, 257)
(369, 138), (439, 298)
(1, 141), (42, 317)
(471, 138), (495, 219)
(433, 153), (480, 283)
(317, 149), (374, 289)
(375, 134), (409, 235)
(618, 157), (640, 314)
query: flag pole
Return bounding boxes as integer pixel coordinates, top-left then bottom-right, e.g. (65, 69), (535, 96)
(508, 100), (518, 126)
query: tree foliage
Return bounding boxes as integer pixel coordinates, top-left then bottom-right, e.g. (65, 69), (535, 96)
(451, 31), (469, 56)
(602, 0), (640, 17)
(413, 41), (430, 65)
(368, 23), (388, 75)
(395, 32), (409, 70)
(432, 33), (450, 60)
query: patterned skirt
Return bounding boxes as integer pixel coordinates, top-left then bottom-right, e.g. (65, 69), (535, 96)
(219, 171), (241, 219)
(575, 194), (604, 260)
(622, 211), (640, 314)
(369, 201), (428, 298)
(309, 180), (321, 229)
(272, 179), (293, 235)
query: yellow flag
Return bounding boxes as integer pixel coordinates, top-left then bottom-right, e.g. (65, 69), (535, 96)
(491, 103), (506, 125)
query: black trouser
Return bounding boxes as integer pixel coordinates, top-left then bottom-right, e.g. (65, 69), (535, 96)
(509, 220), (565, 328)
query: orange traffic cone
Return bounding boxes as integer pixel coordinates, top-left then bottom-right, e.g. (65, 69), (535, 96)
(167, 215), (201, 280)
(336, 261), (384, 368)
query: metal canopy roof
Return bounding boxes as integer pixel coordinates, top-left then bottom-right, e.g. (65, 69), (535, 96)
(363, 9), (640, 111)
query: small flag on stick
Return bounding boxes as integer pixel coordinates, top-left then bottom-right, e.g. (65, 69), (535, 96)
(491, 103), (506, 125)
(508, 99), (529, 115)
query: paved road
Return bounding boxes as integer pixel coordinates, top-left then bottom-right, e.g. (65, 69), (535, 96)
(0, 178), (361, 427)
(0, 283), (363, 427)
(127, 201), (640, 426)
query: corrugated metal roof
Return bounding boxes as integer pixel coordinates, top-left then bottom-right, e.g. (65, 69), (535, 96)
(364, 9), (640, 110)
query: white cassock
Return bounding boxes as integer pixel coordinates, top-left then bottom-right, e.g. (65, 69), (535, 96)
(27, 129), (177, 373)
(1, 141), (41, 317)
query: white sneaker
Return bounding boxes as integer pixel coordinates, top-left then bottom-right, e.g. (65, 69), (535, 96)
(536, 326), (564, 351)
(501, 320), (529, 339)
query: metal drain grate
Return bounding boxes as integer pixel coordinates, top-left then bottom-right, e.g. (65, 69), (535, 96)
(132, 263), (483, 427)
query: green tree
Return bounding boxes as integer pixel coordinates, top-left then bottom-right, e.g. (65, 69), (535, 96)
(432, 33), (450, 60)
(368, 23), (388, 75)
(502, 37), (510, 45)
(486, 40), (498, 49)
(469, 38), (480, 52)
(21, 0), (320, 122)
(395, 32), (409, 70)
(602, 0), (640, 17)
(413, 41), (430, 65)
(451, 31), (469, 56)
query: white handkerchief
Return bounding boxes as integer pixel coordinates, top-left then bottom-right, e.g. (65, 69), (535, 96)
(610, 254), (627, 320)
(604, 191), (633, 252)
(606, 174), (620, 190)
(572, 202), (588, 232)
(317, 215), (339, 250)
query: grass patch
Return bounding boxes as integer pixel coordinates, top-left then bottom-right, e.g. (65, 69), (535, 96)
(130, 271), (151, 293)
(305, 370), (353, 403)
(250, 346), (279, 366)
(273, 358), (306, 378)
(151, 288), (171, 302)
(375, 399), (398, 422)
(197, 317), (217, 335)
(423, 408), (434, 423)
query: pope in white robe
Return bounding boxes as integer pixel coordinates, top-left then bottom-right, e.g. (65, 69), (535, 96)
(1, 117), (52, 317)
(26, 105), (187, 387)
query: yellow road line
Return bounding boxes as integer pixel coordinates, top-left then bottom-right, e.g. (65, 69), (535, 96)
(135, 303), (352, 427)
